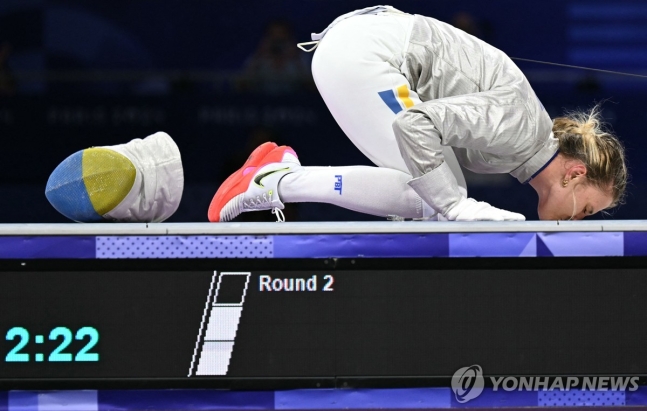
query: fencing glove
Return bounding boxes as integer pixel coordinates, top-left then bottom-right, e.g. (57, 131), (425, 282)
(408, 161), (525, 221)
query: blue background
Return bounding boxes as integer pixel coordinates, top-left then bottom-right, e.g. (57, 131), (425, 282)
(1, 0), (646, 222)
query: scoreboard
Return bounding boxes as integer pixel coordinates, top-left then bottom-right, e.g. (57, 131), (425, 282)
(1, 221), (646, 389)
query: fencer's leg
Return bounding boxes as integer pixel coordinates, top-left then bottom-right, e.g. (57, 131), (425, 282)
(310, 12), (467, 212)
(279, 166), (423, 218)
(209, 144), (423, 221)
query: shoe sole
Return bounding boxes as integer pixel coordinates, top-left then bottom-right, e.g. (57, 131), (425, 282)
(208, 145), (297, 222)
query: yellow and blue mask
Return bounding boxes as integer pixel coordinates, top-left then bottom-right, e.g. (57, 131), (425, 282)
(45, 147), (136, 222)
(45, 132), (184, 223)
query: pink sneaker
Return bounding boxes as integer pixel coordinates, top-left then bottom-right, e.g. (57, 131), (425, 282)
(208, 145), (300, 222)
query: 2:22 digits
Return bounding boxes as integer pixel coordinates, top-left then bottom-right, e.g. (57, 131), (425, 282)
(5, 326), (100, 362)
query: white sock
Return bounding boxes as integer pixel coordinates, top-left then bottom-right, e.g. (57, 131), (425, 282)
(278, 166), (426, 218)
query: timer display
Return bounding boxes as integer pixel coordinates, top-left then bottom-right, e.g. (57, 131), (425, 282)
(0, 270), (212, 380)
(1, 266), (647, 387)
(6, 326), (99, 362)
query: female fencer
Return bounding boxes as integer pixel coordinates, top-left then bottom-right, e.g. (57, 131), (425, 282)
(209, 6), (627, 222)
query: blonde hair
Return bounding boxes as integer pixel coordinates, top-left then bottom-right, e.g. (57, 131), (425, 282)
(552, 105), (627, 207)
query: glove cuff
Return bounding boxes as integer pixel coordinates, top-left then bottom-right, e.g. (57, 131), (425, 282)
(407, 161), (464, 217)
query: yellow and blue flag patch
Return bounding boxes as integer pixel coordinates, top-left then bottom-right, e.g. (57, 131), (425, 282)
(378, 84), (414, 114)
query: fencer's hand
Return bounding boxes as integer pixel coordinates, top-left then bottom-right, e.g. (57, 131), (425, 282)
(444, 198), (525, 221)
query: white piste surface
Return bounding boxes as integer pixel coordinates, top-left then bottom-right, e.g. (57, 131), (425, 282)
(0, 220), (646, 235)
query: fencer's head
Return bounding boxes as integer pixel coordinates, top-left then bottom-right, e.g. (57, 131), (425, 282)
(536, 164), (614, 221)
(534, 106), (627, 221)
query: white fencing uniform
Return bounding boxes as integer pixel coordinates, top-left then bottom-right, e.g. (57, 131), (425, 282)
(304, 6), (555, 220)
(310, 7), (467, 199)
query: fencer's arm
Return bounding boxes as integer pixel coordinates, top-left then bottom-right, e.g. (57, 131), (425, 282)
(392, 89), (528, 221)
(392, 106), (444, 179)
(393, 88), (532, 176)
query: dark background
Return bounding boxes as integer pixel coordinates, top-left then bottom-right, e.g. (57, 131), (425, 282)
(1, 0), (646, 223)
(2, 266), (647, 381)
(0, 271), (212, 378)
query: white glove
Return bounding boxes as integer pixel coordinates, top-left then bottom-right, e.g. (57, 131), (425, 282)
(408, 161), (525, 222)
(445, 198), (525, 221)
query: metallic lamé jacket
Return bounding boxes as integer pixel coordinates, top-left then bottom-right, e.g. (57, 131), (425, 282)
(392, 12), (559, 183)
